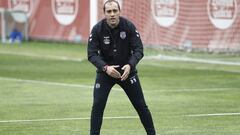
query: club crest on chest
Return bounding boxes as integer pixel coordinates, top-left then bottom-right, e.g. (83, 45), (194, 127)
(103, 36), (110, 45)
(120, 31), (126, 39)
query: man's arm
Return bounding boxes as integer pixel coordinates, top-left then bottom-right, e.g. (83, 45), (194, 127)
(87, 26), (107, 71)
(128, 23), (144, 69)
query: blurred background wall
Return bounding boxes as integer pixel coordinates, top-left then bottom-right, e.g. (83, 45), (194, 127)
(0, 0), (240, 52)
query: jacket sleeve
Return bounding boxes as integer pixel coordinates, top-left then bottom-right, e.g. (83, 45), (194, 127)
(87, 26), (107, 71)
(128, 23), (144, 68)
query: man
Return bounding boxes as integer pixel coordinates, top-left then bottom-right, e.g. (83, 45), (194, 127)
(87, 0), (156, 134)
(9, 28), (23, 43)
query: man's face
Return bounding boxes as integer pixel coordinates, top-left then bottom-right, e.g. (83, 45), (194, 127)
(104, 2), (120, 28)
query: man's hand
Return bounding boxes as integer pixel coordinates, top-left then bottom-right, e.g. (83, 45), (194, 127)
(106, 65), (121, 79)
(121, 64), (131, 81)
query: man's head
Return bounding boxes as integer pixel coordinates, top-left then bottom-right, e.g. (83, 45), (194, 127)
(103, 0), (121, 28)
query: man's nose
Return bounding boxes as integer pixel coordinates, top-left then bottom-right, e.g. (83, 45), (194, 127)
(110, 11), (115, 16)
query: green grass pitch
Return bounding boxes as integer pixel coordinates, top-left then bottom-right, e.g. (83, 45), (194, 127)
(0, 42), (240, 135)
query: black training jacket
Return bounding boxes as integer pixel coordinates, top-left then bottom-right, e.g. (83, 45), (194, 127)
(87, 17), (144, 74)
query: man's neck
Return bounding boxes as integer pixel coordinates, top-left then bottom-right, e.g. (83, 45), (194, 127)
(108, 24), (117, 29)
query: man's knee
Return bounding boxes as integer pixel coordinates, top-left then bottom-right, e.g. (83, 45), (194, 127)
(92, 99), (106, 114)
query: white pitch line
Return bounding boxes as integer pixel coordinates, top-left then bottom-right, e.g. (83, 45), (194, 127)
(0, 77), (93, 89)
(0, 77), (123, 91)
(186, 112), (240, 117)
(140, 62), (240, 74)
(148, 87), (239, 92)
(1, 50), (240, 66)
(1, 112), (239, 123)
(144, 54), (240, 66)
(0, 116), (139, 123)
(0, 51), (84, 62)
(0, 77), (237, 93)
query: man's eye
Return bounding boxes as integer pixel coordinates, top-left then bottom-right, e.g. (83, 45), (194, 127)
(106, 9), (118, 14)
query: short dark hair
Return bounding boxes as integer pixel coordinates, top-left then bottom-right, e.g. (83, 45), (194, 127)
(103, 0), (121, 12)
